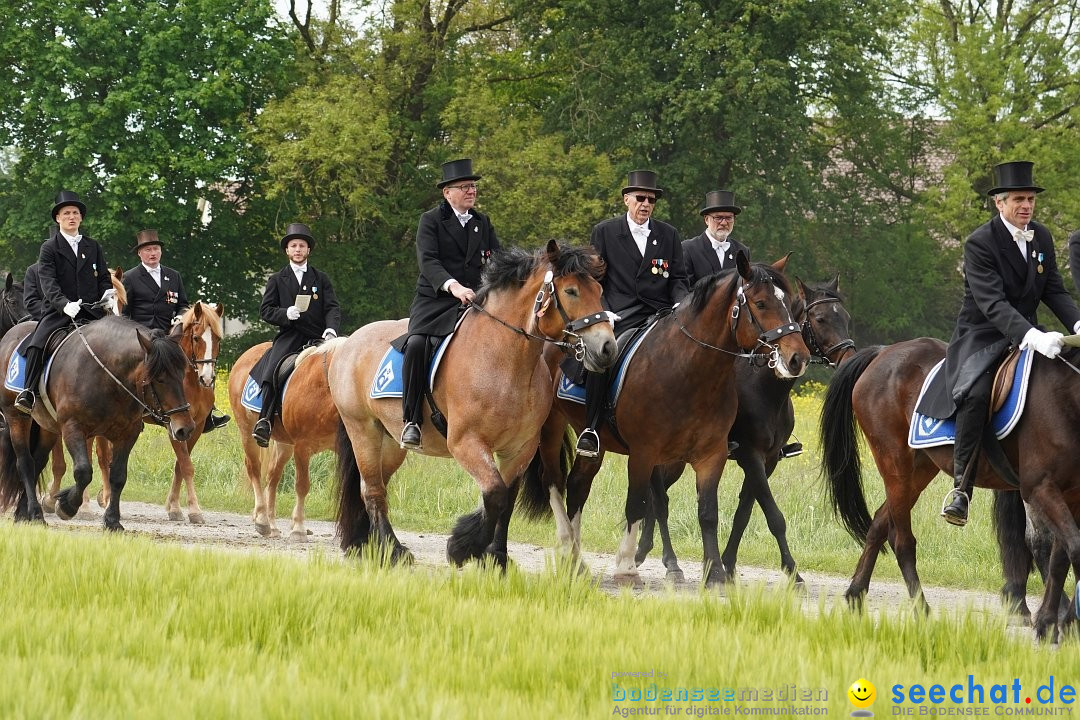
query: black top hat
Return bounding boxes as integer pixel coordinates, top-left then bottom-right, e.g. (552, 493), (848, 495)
(700, 190), (742, 216)
(51, 190), (87, 220)
(132, 229), (162, 253)
(621, 169), (664, 198)
(280, 222), (315, 250)
(437, 158), (482, 188)
(987, 161), (1044, 196)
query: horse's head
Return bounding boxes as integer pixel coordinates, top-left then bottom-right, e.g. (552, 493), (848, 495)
(107, 267), (127, 316)
(170, 301), (224, 388)
(534, 240), (617, 371)
(794, 274), (855, 367)
(0, 273), (29, 338)
(135, 326), (196, 442)
(726, 252), (809, 378)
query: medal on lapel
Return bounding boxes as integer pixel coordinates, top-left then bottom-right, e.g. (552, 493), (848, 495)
(1037, 251), (1044, 274)
(92, 262), (97, 277)
(651, 259), (659, 275)
(662, 260), (670, 278)
(312, 285), (318, 300)
(481, 249), (493, 266)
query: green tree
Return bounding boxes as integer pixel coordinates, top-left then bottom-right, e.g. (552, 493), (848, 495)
(0, 0), (292, 315)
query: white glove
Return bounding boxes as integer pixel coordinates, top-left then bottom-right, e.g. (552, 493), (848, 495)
(63, 301), (81, 319)
(286, 306), (301, 320)
(1073, 321), (1080, 335)
(170, 315), (184, 327)
(1021, 328), (1064, 359)
(101, 288), (117, 301)
(322, 328), (337, 340)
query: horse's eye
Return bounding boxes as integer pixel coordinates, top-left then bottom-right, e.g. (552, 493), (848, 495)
(755, 301), (766, 310)
(565, 287), (578, 297)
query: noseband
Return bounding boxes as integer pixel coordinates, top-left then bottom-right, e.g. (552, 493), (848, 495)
(800, 296), (855, 367)
(182, 322), (219, 376)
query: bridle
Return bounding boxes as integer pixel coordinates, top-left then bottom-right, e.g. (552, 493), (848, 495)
(0, 289), (30, 331)
(800, 295), (855, 367)
(676, 277), (801, 369)
(72, 324), (190, 425)
(180, 320), (219, 378)
(470, 270), (616, 362)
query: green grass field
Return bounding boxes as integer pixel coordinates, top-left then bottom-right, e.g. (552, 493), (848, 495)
(110, 382), (1006, 593)
(0, 523), (1072, 720)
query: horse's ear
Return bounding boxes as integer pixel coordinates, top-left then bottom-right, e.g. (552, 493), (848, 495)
(113, 266), (124, 280)
(192, 302), (203, 321)
(830, 272), (841, 293)
(136, 326), (154, 354)
(213, 302), (224, 319)
(795, 275), (809, 300)
(771, 252), (792, 273)
(5, 273), (12, 291)
(545, 239), (561, 262)
(735, 249), (751, 279)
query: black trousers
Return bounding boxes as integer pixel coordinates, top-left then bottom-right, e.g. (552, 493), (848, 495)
(401, 334), (432, 425)
(257, 381), (278, 423)
(21, 346), (43, 392)
(583, 366), (611, 430)
(953, 368), (994, 485)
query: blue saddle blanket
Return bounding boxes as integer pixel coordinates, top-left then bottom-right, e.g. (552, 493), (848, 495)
(908, 348), (1034, 448)
(241, 367), (303, 414)
(555, 322), (656, 407)
(5, 346), (65, 395)
(369, 333), (454, 399)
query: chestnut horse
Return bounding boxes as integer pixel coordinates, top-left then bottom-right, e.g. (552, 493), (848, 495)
(821, 339), (1080, 640)
(0, 314), (194, 530)
(633, 275), (855, 583)
(228, 336), (345, 540)
(332, 240), (616, 567)
(520, 254), (812, 587)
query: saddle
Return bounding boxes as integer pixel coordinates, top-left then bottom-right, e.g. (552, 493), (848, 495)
(991, 346), (1022, 415)
(559, 310), (664, 385)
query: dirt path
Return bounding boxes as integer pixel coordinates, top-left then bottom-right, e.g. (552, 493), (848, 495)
(37, 499), (1043, 625)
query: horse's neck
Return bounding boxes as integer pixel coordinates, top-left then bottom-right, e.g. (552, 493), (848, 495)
(463, 288), (544, 367)
(677, 291), (742, 353)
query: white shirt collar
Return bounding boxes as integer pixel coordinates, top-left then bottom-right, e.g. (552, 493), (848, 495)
(707, 230), (730, 251)
(290, 262), (308, 274)
(626, 213), (650, 234)
(999, 217), (1027, 237)
(143, 263), (160, 274)
(60, 230), (82, 244)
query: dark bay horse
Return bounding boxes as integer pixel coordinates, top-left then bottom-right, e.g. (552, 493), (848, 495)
(0, 314), (195, 530)
(821, 339), (1080, 640)
(332, 240), (616, 566)
(228, 336), (345, 540)
(633, 275), (855, 583)
(0, 273), (29, 339)
(520, 254), (812, 587)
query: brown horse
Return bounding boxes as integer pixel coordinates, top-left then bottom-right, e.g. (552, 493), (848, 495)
(0, 273), (29, 339)
(821, 339), (1080, 640)
(228, 337), (344, 539)
(520, 255), (811, 587)
(632, 275), (855, 583)
(332, 240), (616, 567)
(0, 314), (194, 530)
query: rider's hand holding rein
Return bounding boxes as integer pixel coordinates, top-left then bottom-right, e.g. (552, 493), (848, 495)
(449, 280), (474, 305)
(63, 300), (81, 319)
(1022, 328), (1064, 359)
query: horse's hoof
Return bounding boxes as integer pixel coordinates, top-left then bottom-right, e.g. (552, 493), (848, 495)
(391, 545), (414, 566)
(55, 502), (77, 522)
(665, 569), (685, 583)
(96, 491), (107, 509)
(187, 513), (205, 525)
(844, 590), (866, 613)
(168, 509), (184, 522)
(41, 495), (56, 514)
(104, 521), (125, 533)
(288, 530), (309, 543)
(703, 565), (730, 588)
(254, 522), (273, 538)
(613, 572), (644, 590)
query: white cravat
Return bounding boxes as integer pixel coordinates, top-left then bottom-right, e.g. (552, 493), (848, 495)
(61, 230), (81, 255)
(709, 236), (731, 267)
(1000, 219), (1031, 259)
(627, 214), (650, 256)
(143, 264), (161, 287)
(291, 263), (308, 285)
(456, 212), (472, 227)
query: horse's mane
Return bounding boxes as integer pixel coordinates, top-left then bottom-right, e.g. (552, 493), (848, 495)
(296, 335), (347, 367)
(687, 263), (792, 317)
(792, 279), (844, 318)
(473, 244), (603, 305)
(110, 272), (128, 307)
(142, 328), (188, 384)
(179, 301), (223, 338)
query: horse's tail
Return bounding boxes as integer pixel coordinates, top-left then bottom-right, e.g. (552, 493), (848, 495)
(334, 420), (371, 553)
(0, 424), (21, 511)
(994, 490), (1034, 589)
(820, 345), (883, 544)
(518, 426), (575, 520)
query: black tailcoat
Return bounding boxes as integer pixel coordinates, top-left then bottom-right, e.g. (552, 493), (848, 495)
(23, 263), (43, 321)
(122, 264), (190, 333)
(391, 201), (500, 350)
(26, 230), (111, 351)
(681, 232), (751, 287)
(590, 214), (689, 333)
(251, 265), (341, 385)
(918, 217), (1080, 418)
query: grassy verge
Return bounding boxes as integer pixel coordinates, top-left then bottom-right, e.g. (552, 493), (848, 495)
(0, 523), (1070, 719)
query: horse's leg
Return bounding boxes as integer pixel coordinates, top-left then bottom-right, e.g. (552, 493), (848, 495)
(164, 440), (187, 522)
(994, 490), (1034, 621)
(447, 438), (525, 570)
(643, 464), (685, 581)
(54, 423), (93, 522)
(690, 453), (730, 587)
(563, 452), (604, 560)
(94, 439), (112, 510)
(843, 502), (891, 610)
(881, 486), (928, 613)
(288, 448), (313, 542)
(239, 427), (272, 537)
(1032, 540), (1069, 643)
(101, 434), (138, 532)
(613, 454), (663, 588)
(483, 475), (522, 570)
(635, 470), (659, 565)
(349, 428), (410, 563)
(720, 471), (756, 579)
(263, 441), (293, 539)
(726, 456), (803, 584)
(10, 422), (48, 523)
(42, 443), (65, 514)
(1024, 483), (1080, 641)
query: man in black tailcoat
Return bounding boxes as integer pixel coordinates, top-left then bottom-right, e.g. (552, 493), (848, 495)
(15, 191), (114, 415)
(23, 263), (43, 321)
(250, 223), (341, 447)
(575, 169), (690, 457)
(682, 190), (750, 286)
(917, 161), (1080, 526)
(392, 158), (500, 450)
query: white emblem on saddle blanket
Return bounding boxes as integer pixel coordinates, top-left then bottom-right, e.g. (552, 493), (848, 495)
(908, 348), (1034, 448)
(370, 332), (456, 399)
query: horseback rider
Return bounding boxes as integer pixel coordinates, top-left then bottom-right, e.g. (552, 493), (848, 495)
(250, 223), (341, 447)
(122, 229), (229, 433)
(15, 191), (115, 415)
(576, 169), (689, 457)
(922, 161), (1080, 526)
(393, 158), (500, 451)
(22, 263), (43, 321)
(682, 190), (750, 286)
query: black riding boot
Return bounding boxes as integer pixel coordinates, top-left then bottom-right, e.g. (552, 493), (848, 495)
(14, 347), (43, 415)
(202, 405), (231, 434)
(577, 368), (609, 458)
(943, 370), (993, 526)
(252, 382), (277, 447)
(399, 334), (427, 449)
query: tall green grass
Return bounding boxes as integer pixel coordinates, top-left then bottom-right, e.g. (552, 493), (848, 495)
(0, 524), (1071, 719)
(99, 380), (1003, 592)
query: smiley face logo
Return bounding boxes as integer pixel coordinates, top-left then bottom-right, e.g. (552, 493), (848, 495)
(848, 678), (876, 716)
